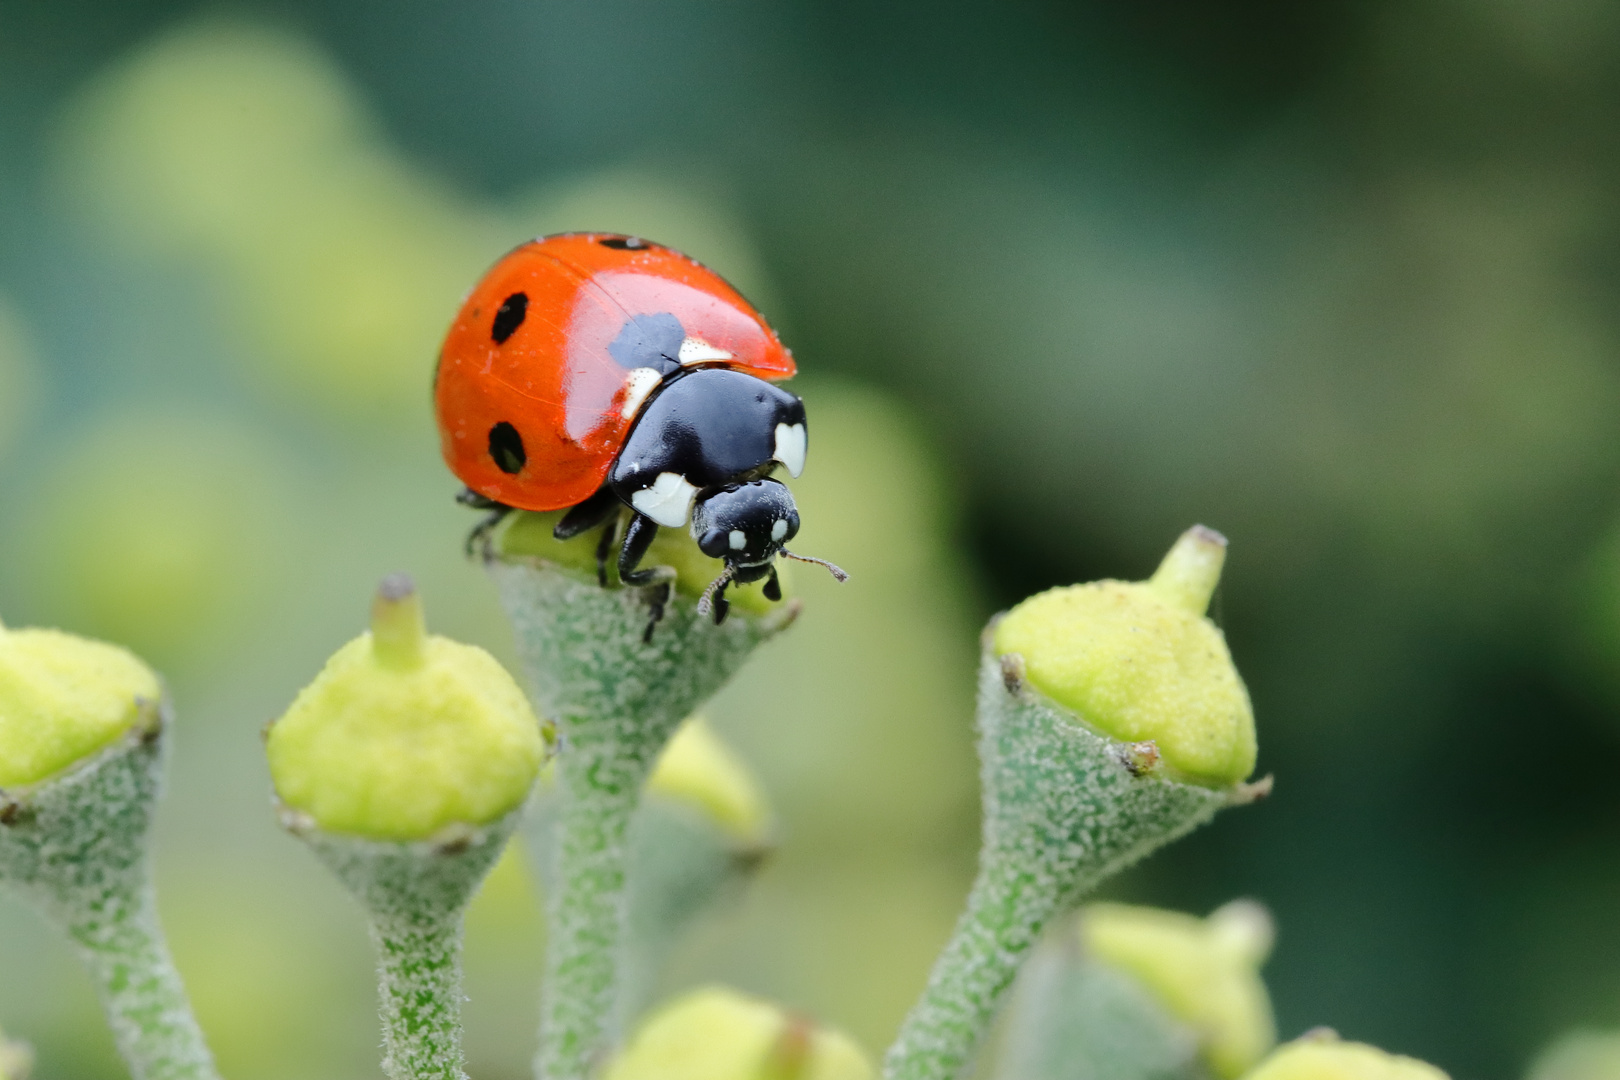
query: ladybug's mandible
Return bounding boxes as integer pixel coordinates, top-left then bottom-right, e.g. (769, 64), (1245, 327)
(435, 233), (845, 625)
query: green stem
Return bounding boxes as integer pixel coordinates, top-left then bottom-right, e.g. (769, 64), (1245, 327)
(65, 881), (217, 1080)
(883, 650), (1243, 1080)
(537, 751), (645, 1080)
(487, 551), (792, 1080)
(886, 853), (1059, 1080)
(372, 911), (468, 1080)
(293, 814), (519, 1080)
(0, 715), (219, 1080)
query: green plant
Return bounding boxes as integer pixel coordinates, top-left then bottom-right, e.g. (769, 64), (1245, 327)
(0, 620), (216, 1080)
(266, 574), (546, 1080)
(1, 501), (1473, 1080)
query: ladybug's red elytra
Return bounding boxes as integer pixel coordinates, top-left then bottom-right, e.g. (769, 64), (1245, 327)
(435, 233), (846, 629)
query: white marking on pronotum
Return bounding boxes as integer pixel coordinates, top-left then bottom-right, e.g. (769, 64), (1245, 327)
(771, 518), (788, 541)
(773, 422), (806, 478)
(678, 337), (733, 365)
(620, 367), (664, 419)
(729, 530), (746, 550)
(630, 472), (699, 528)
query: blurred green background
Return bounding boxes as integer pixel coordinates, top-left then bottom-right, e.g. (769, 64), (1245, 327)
(3, 2), (1620, 1077)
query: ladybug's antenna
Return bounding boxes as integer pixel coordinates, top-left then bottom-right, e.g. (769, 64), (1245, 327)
(696, 564), (737, 617)
(780, 550), (850, 584)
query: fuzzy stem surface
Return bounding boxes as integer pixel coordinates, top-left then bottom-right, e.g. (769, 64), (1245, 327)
(888, 850), (1062, 1080)
(883, 650), (1238, 1080)
(0, 714), (218, 1080)
(538, 751), (644, 1080)
(488, 554), (791, 1080)
(297, 814), (518, 1080)
(372, 911), (469, 1080)
(67, 884), (218, 1080)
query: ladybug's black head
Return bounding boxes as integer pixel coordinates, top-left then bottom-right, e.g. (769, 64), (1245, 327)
(691, 479), (848, 623)
(692, 479), (799, 573)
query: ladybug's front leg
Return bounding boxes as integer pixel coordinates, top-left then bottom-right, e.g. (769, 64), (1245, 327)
(618, 514), (678, 641)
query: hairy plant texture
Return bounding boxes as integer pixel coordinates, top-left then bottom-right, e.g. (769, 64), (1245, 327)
(293, 813), (522, 1080)
(0, 708), (218, 1080)
(489, 544), (796, 1080)
(883, 650), (1260, 1080)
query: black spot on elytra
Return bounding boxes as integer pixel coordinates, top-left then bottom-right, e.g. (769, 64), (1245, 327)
(492, 293), (528, 343)
(599, 236), (650, 250)
(489, 422), (526, 474)
(607, 312), (684, 375)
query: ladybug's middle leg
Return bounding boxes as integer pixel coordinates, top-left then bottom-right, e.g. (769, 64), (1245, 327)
(457, 488), (513, 559)
(593, 516), (619, 587)
(552, 486), (624, 586)
(617, 514), (677, 588)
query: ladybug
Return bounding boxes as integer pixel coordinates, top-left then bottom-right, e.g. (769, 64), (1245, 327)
(435, 232), (846, 628)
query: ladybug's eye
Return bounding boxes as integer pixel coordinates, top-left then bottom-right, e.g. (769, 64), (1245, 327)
(491, 293), (528, 344)
(599, 236), (648, 250)
(488, 422), (526, 474)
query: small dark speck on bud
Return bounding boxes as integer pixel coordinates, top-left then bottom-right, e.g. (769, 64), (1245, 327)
(134, 697), (164, 744)
(999, 652), (1026, 695)
(432, 823), (477, 856)
(378, 573), (417, 602)
(0, 798), (34, 826)
(1116, 740), (1161, 777)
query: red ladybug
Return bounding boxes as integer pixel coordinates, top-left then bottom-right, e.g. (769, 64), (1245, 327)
(435, 233), (845, 626)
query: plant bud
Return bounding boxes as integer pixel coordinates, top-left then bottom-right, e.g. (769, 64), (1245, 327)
(604, 986), (872, 1080)
(647, 716), (772, 847)
(266, 575), (546, 841)
(0, 618), (161, 789)
(1081, 900), (1276, 1078)
(1243, 1032), (1448, 1080)
(992, 525), (1255, 785)
(499, 510), (785, 617)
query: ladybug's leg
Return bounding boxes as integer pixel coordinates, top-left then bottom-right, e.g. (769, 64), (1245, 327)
(552, 485), (620, 539)
(762, 566), (782, 602)
(457, 488), (513, 559)
(620, 514), (678, 641)
(618, 514), (677, 588)
(709, 581), (731, 625)
(642, 584), (671, 644)
(593, 516), (619, 587)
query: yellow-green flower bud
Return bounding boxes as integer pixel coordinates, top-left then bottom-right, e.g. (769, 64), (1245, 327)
(0, 618), (161, 789)
(1243, 1032), (1448, 1080)
(1529, 1032), (1620, 1080)
(1081, 900), (1276, 1078)
(647, 716), (772, 848)
(604, 986), (873, 1080)
(266, 575), (546, 841)
(992, 525), (1255, 785)
(499, 509), (784, 616)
